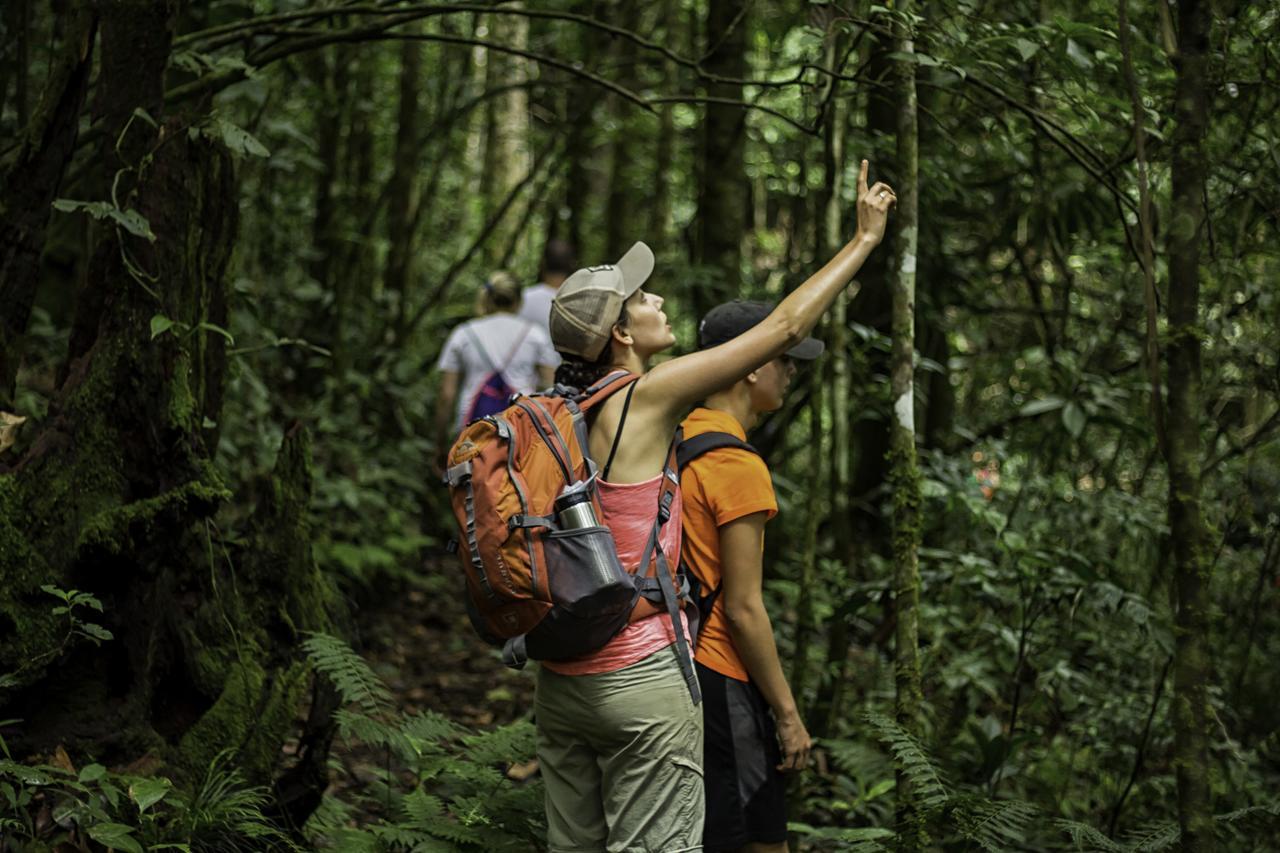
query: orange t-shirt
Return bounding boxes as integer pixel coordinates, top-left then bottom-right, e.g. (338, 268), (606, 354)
(679, 407), (777, 682)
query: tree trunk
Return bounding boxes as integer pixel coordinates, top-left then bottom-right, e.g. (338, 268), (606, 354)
(648, 0), (677, 244)
(0, 2), (95, 410)
(0, 1), (337, 806)
(1165, 0), (1214, 847)
(482, 5), (531, 266)
(694, 0), (748, 318)
(888, 3), (924, 849)
(605, 0), (640, 258)
(385, 35), (423, 341)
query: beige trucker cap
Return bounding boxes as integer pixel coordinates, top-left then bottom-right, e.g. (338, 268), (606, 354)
(549, 242), (655, 360)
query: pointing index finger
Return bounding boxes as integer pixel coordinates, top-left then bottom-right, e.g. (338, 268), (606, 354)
(858, 159), (869, 196)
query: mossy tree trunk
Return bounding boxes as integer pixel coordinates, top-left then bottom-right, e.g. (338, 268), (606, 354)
(888, 3), (924, 850)
(1165, 0), (1214, 846)
(0, 0), (337, 813)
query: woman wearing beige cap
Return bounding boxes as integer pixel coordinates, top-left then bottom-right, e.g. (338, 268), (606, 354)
(534, 161), (896, 851)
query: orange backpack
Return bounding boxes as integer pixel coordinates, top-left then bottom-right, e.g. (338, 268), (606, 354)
(443, 371), (700, 701)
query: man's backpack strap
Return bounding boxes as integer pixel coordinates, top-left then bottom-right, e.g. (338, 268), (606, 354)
(675, 431), (758, 470)
(674, 430), (761, 651)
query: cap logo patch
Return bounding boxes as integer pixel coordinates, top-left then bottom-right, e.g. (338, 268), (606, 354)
(585, 264), (616, 273)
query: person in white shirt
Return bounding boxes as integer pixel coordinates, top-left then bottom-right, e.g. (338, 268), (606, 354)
(435, 272), (559, 458)
(519, 239), (577, 335)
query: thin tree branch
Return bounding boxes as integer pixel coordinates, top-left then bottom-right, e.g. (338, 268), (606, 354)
(401, 138), (566, 339)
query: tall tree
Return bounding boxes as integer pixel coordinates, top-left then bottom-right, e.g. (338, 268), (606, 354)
(1, 0), (336, 807)
(694, 0), (748, 317)
(385, 35), (423, 341)
(482, 5), (531, 266)
(1165, 0), (1214, 846)
(888, 2), (923, 848)
(0, 3), (95, 410)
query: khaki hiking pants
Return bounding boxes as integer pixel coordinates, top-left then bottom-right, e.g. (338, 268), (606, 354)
(535, 647), (705, 852)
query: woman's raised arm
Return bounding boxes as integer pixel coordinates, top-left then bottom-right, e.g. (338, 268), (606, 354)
(638, 160), (896, 416)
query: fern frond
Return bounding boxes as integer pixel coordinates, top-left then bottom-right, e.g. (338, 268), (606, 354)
(824, 738), (894, 782)
(400, 788), (446, 828)
(302, 632), (393, 713)
(316, 827), (381, 853)
(1215, 802), (1280, 824)
(863, 714), (949, 814)
(399, 711), (465, 744)
(334, 707), (403, 749)
(1054, 817), (1124, 852)
(1121, 820), (1180, 851)
(955, 796), (1038, 852)
(303, 794), (358, 840)
(459, 720), (537, 766)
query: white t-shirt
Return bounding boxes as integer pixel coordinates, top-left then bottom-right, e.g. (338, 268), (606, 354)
(519, 283), (558, 333)
(437, 313), (559, 430)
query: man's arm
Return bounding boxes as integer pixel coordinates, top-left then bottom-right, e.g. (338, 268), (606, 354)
(720, 512), (813, 771)
(537, 365), (555, 387)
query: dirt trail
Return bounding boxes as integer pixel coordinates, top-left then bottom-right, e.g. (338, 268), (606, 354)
(355, 568), (537, 729)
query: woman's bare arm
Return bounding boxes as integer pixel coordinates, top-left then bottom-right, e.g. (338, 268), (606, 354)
(638, 160), (895, 419)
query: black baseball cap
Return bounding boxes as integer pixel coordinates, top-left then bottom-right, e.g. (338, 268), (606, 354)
(697, 301), (825, 360)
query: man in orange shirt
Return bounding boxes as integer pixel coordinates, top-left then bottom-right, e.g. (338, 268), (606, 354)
(680, 301), (820, 853)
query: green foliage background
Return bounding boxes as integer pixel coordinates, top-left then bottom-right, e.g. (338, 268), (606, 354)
(2, 0), (1279, 849)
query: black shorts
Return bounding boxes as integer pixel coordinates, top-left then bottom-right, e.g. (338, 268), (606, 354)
(697, 661), (788, 851)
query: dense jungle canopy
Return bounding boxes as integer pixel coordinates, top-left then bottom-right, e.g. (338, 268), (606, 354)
(2, 0), (1279, 850)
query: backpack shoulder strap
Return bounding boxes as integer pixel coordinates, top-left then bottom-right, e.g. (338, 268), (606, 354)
(461, 323), (498, 374)
(574, 370), (638, 412)
(676, 431), (759, 470)
(496, 321), (534, 372)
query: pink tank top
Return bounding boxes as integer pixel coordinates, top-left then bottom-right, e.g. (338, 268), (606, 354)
(541, 473), (689, 676)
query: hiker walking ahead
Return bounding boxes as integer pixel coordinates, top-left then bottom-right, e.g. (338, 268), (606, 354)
(536, 161), (895, 852)
(680, 301), (820, 853)
(435, 272), (558, 446)
(519, 238), (577, 336)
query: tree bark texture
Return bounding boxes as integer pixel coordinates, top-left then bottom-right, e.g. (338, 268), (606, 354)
(385, 35), (423, 341)
(605, 0), (640, 259)
(1166, 0), (1215, 847)
(482, 4), (531, 266)
(0, 1), (337, 798)
(889, 4), (924, 850)
(694, 0), (748, 318)
(0, 2), (96, 410)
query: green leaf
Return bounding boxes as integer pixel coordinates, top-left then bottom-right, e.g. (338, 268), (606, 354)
(129, 776), (171, 812)
(1019, 396), (1064, 417)
(131, 107), (158, 128)
(198, 116), (271, 159)
(87, 822), (145, 853)
(79, 763), (107, 783)
(51, 199), (154, 240)
(40, 584), (71, 602)
(1065, 38), (1094, 69)
(150, 315), (176, 340)
(1062, 402), (1087, 437)
(108, 207), (156, 241)
(195, 321), (236, 345)
(78, 623), (114, 643)
(1014, 38), (1039, 60)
